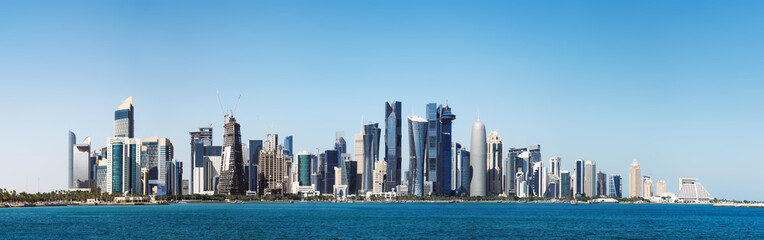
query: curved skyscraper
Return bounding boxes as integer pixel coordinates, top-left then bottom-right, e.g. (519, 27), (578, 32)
(469, 119), (487, 196)
(408, 115), (427, 196)
(384, 101), (402, 192)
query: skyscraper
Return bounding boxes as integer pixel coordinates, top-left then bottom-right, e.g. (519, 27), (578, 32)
(297, 151), (312, 187)
(354, 132), (364, 193)
(248, 140), (263, 192)
(384, 101), (402, 192)
(573, 159), (585, 197)
(68, 131), (76, 189)
(656, 180), (666, 197)
(487, 130), (503, 195)
(609, 174), (622, 198)
(141, 137), (174, 195)
(549, 157), (561, 179)
(106, 137), (142, 194)
(335, 132), (347, 154)
(469, 119), (487, 197)
(597, 171), (607, 197)
(560, 170), (571, 198)
(629, 160), (641, 198)
(258, 134), (291, 195)
(323, 149), (339, 194)
(362, 123), (381, 192)
(189, 126), (213, 194)
(114, 96), (134, 138)
(451, 142), (462, 192)
(218, 117), (246, 195)
(71, 136), (93, 190)
(530, 162), (544, 197)
(459, 148), (471, 195)
(407, 115), (427, 196)
(425, 103), (440, 185)
(373, 160), (387, 193)
(642, 176), (654, 198)
(584, 161), (596, 197)
(438, 104), (455, 196)
(283, 136), (293, 159)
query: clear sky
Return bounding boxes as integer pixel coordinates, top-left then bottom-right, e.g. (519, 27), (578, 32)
(1, 1), (762, 200)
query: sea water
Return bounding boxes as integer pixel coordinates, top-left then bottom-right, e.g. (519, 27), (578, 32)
(1, 203), (762, 239)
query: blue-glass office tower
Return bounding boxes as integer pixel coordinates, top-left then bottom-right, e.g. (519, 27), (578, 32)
(609, 175), (622, 198)
(560, 171), (571, 198)
(408, 116), (427, 196)
(507, 148), (525, 196)
(114, 96), (134, 138)
(323, 149), (339, 194)
(111, 142), (124, 193)
(298, 153), (312, 187)
(248, 140), (263, 192)
(574, 159), (585, 197)
(362, 123), (381, 191)
(425, 103), (440, 185)
(335, 132), (347, 154)
(283, 136), (293, 159)
(438, 104), (455, 196)
(344, 160), (357, 195)
(460, 149), (471, 195)
(189, 126), (213, 194)
(384, 101), (402, 192)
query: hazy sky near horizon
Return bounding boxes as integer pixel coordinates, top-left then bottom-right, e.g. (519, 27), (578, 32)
(1, 1), (763, 200)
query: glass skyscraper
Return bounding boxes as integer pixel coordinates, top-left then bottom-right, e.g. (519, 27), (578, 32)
(407, 115), (427, 196)
(362, 123), (381, 192)
(425, 103), (440, 185)
(298, 152), (312, 187)
(248, 140), (263, 192)
(560, 170), (571, 198)
(438, 104), (455, 196)
(384, 101), (402, 193)
(609, 174), (622, 198)
(323, 149), (339, 194)
(114, 96), (134, 138)
(283, 136), (293, 159)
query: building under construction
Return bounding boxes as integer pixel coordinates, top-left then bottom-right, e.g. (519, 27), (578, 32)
(217, 117), (247, 195)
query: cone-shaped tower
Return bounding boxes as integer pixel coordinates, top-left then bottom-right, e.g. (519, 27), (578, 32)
(469, 119), (487, 196)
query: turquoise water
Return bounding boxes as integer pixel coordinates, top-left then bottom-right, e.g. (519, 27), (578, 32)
(1, 203), (763, 239)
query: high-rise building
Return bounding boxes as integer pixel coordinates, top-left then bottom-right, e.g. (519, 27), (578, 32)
(343, 160), (358, 195)
(609, 174), (622, 198)
(258, 134), (291, 195)
(68, 131), (76, 189)
(70, 135), (93, 190)
(528, 145), (541, 170)
(487, 131), (503, 195)
(384, 101), (402, 192)
(560, 170), (571, 198)
(167, 160), (183, 195)
(451, 142), (462, 192)
(469, 119), (487, 197)
(573, 159), (585, 197)
(248, 140), (263, 192)
(106, 137), (142, 194)
(298, 151), (312, 187)
(218, 117), (246, 195)
(425, 103), (440, 186)
(459, 148), (471, 195)
(642, 176), (654, 198)
(141, 137), (174, 195)
(655, 180), (666, 196)
(530, 162), (544, 197)
(373, 160), (387, 193)
(189, 126), (213, 194)
(354, 132), (364, 193)
(408, 115), (427, 196)
(584, 161), (596, 197)
(438, 104), (455, 196)
(629, 160), (641, 198)
(114, 96), (134, 138)
(549, 157), (561, 179)
(323, 149), (339, 194)
(362, 123), (381, 192)
(283, 136), (293, 159)
(597, 171), (607, 197)
(515, 172), (527, 198)
(335, 131), (347, 154)
(506, 148), (527, 196)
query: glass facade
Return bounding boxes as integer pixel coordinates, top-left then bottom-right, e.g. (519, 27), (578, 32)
(438, 105), (455, 196)
(574, 159), (584, 197)
(407, 116), (427, 196)
(323, 150), (339, 193)
(384, 101), (402, 192)
(112, 143), (123, 194)
(283, 136), (293, 159)
(343, 160), (357, 195)
(609, 175), (622, 198)
(560, 171), (571, 198)
(425, 103), (439, 184)
(362, 123), (381, 191)
(248, 140), (262, 192)
(298, 154), (311, 186)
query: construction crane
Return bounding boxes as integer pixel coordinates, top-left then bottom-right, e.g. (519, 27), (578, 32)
(216, 90), (242, 124)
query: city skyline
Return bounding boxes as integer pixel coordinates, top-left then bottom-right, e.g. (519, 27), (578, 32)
(1, 1), (764, 200)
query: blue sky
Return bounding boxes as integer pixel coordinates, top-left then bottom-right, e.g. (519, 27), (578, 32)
(1, 1), (762, 200)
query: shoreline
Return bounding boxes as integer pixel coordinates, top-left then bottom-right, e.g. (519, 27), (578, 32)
(0, 200), (720, 208)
